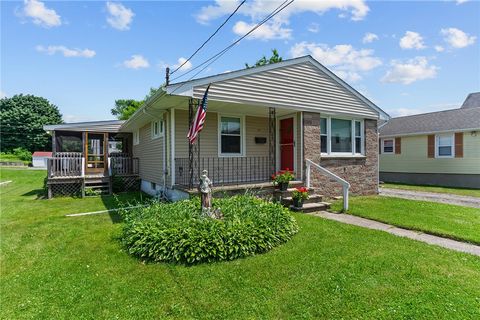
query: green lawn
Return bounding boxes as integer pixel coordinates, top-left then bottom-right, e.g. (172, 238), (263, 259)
(332, 196), (480, 244)
(1, 168), (480, 319)
(381, 182), (480, 198)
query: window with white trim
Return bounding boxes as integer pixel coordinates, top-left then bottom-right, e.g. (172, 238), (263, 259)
(151, 120), (164, 139)
(382, 139), (394, 154)
(320, 117), (364, 155)
(219, 116), (243, 156)
(436, 133), (454, 158)
(133, 129), (140, 145)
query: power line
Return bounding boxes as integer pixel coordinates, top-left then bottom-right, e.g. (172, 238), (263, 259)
(170, 0), (293, 85)
(170, 0), (246, 75)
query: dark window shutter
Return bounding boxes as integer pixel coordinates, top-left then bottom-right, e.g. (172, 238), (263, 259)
(427, 135), (435, 158)
(455, 132), (463, 158)
(395, 137), (401, 154)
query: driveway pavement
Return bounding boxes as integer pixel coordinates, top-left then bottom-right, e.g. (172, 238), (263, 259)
(379, 188), (480, 208)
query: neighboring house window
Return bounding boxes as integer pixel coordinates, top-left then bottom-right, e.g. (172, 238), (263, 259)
(219, 115), (244, 156)
(151, 120), (163, 139)
(320, 117), (364, 155)
(133, 129), (140, 145)
(435, 133), (454, 158)
(382, 139), (394, 154)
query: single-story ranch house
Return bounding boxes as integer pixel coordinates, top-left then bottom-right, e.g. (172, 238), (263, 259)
(44, 55), (389, 203)
(379, 92), (480, 188)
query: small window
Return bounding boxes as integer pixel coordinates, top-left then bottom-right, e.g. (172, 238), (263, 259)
(436, 134), (454, 157)
(219, 116), (243, 156)
(382, 139), (394, 154)
(354, 121), (362, 154)
(133, 129), (140, 145)
(151, 120), (163, 139)
(151, 182), (156, 190)
(320, 117), (327, 153)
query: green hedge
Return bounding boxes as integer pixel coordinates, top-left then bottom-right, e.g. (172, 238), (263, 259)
(120, 195), (298, 264)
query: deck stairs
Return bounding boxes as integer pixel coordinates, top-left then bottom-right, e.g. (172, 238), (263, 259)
(84, 177), (111, 196)
(276, 187), (331, 213)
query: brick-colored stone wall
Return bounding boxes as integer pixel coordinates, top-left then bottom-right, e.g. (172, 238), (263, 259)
(302, 112), (378, 197)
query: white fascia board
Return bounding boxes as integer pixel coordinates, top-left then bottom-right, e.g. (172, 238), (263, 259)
(380, 127), (480, 138)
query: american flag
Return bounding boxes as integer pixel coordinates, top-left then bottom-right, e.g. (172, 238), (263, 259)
(187, 84), (211, 144)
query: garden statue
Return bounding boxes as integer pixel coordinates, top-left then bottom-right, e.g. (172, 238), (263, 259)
(199, 169), (213, 217)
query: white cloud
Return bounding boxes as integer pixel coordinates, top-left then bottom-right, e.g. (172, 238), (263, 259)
(0, 90), (7, 99)
(232, 21), (292, 40)
(441, 27), (476, 48)
(106, 2), (134, 31)
(382, 57), (438, 85)
(172, 57), (193, 71)
(307, 23), (320, 33)
(36, 45), (96, 58)
(362, 32), (378, 44)
(196, 0), (369, 41)
(455, 0), (469, 4)
(434, 45), (445, 52)
(290, 42), (382, 82)
(123, 55), (149, 69)
(22, 0), (61, 28)
(399, 31), (426, 50)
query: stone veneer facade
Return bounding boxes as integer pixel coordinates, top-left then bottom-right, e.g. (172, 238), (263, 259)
(302, 112), (379, 197)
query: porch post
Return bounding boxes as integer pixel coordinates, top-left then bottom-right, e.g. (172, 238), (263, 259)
(268, 107), (276, 175)
(51, 130), (56, 156)
(188, 98), (200, 189)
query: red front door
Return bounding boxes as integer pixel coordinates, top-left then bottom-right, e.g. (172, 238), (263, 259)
(280, 117), (294, 171)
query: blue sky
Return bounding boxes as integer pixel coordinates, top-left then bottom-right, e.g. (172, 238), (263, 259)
(1, 0), (479, 122)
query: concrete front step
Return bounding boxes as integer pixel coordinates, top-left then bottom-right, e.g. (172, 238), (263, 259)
(282, 194), (324, 205)
(289, 202), (331, 213)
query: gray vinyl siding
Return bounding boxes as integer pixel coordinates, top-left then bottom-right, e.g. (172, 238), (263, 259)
(132, 121), (165, 185)
(191, 61), (378, 119)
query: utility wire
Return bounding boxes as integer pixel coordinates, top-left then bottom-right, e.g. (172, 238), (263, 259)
(170, 0), (293, 85)
(169, 0), (246, 75)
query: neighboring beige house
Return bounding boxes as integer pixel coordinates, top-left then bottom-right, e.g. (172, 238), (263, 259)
(379, 92), (480, 188)
(43, 55), (389, 204)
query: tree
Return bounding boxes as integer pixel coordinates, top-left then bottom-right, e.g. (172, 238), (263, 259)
(245, 49), (283, 69)
(0, 94), (63, 152)
(111, 86), (162, 120)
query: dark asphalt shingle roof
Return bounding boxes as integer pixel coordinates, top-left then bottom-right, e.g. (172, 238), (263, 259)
(461, 92), (480, 109)
(379, 106), (480, 137)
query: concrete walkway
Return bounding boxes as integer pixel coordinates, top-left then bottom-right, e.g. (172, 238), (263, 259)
(380, 188), (480, 208)
(312, 211), (480, 257)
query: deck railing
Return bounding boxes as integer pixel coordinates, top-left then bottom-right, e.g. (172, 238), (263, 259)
(47, 153), (139, 178)
(174, 156), (271, 188)
(47, 156), (84, 177)
(111, 157), (139, 175)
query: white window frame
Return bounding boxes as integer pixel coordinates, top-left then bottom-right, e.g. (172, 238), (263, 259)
(217, 114), (245, 157)
(151, 120), (164, 139)
(435, 133), (455, 158)
(320, 116), (364, 156)
(133, 129), (140, 145)
(381, 138), (395, 154)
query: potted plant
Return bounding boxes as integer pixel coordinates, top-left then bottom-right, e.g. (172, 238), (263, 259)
(271, 169), (294, 191)
(292, 186), (309, 208)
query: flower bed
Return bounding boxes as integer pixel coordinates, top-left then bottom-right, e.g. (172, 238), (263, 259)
(120, 195), (298, 264)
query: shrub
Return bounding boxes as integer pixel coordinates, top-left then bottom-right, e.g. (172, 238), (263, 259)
(120, 195), (298, 264)
(13, 147), (32, 162)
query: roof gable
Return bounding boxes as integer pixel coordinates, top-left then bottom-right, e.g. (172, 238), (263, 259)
(461, 92), (480, 109)
(167, 56), (388, 119)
